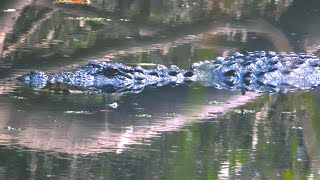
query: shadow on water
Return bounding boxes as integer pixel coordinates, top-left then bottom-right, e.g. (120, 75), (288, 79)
(0, 0), (320, 179)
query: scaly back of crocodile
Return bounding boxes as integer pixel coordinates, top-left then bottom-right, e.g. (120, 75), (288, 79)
(18, 51), (320, 94)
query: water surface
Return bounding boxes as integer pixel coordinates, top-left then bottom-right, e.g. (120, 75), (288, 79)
(0, 0), (320, 179)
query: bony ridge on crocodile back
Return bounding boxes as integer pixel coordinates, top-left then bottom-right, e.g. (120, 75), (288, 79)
(18, 51), (320, 94)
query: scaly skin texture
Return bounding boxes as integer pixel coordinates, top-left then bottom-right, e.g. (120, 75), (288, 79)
(18, 51), (320, 94)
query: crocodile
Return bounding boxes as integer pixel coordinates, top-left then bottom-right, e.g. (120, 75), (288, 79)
(18, 51), (320, 94)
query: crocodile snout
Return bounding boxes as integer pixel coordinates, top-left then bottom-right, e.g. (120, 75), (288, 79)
(18, 71), (49, 88)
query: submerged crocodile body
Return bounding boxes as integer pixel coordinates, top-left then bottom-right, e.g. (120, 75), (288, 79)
(18, 51), (320, 94)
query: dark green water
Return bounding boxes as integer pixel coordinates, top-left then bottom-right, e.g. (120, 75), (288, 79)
(1, 0), (320, 179)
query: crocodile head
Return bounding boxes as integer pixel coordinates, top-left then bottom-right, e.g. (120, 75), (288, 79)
(18, 71), (49, 88)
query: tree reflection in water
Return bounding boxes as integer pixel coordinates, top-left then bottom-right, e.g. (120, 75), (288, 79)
(0, 0), (320, 179)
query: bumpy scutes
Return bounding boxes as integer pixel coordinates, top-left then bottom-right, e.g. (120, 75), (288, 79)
(18, 61), (196, 94)
(193, 51), (320, 93)
(18, 51), (320, 94)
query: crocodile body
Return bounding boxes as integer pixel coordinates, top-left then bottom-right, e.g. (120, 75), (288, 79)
(18, 51), (320, 94)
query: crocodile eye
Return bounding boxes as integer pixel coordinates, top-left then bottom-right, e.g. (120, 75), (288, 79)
(168, 65), (180, 76)
(104, 66), (120, 76)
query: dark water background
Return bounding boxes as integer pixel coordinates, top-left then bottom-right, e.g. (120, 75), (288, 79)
(1, 0), (320, 179)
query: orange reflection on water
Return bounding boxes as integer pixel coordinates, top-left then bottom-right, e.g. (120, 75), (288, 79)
(53, 0), (90, 4)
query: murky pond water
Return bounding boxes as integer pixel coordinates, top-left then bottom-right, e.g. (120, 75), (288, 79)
(1, 0), (320, 179)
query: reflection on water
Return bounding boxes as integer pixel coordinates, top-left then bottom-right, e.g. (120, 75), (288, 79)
(2, 88), (320, 179)
(0, 0), (296, 62)
(1, 0), (320, 179)
(1, 86), (259, 154)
